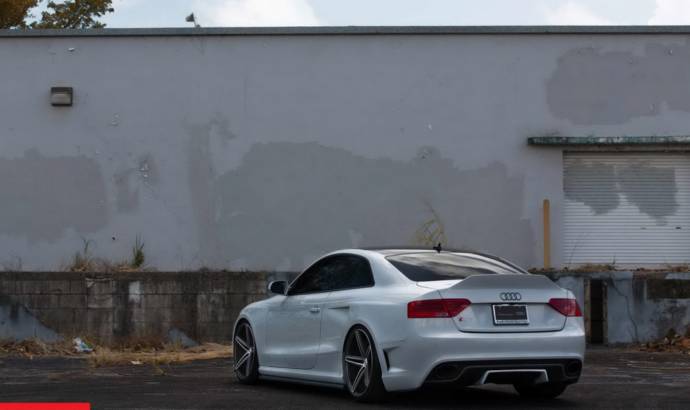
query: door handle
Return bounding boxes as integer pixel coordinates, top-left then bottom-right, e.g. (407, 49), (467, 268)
(309, 307), (321, 314)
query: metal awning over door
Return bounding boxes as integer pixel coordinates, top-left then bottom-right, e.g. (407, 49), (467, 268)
(563, 152), (690, 266)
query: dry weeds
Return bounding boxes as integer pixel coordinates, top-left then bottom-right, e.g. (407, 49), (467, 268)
(88, 343), (232, 367)
(0, 338), (74, 358)
(639, 327), (690, 354)
(0, 338), (232, 366)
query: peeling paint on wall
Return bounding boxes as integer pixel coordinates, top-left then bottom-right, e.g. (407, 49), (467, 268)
(5, 34), (690, 270)
(185, 116), (237, 145)
(186, 123), (222, 265)
(128, 281), (141, 304)
(189, 141), (533, 270)
(618, 163), (678, 221)
(137, 154), (159, 185)
(0, 149), (107, 242)
(564, 161), (620, 214)
(113, 154), (160, 213)
(547, 42), (690, 125)
(113, 169), (139, 212)
(565, 159), (678, 222)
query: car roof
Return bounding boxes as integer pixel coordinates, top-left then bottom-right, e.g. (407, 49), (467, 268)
(364, 246), (485, 256)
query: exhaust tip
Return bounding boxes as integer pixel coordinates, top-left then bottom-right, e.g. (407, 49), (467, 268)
(565, 360), (582, 376)
(427, 364), (461, 381)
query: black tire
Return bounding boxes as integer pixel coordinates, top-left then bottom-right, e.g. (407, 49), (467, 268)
(514, 382), (568, 399)
(342, 326), (387, 402)
(233, 321), (259, 384)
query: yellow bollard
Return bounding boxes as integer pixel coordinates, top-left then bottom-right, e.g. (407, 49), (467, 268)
(543, 199), (551, 269)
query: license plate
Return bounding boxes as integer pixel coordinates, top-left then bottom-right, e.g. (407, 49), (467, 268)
(492, 304), (529, 325)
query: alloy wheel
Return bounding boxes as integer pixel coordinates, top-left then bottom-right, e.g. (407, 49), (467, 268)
(233, 322), (255, 379)
(344, 328), (374, 396)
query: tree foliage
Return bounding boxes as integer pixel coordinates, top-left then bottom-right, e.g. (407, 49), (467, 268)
(0, 0), (113, 29)
(32, 0), (113, 29)
(0, 0), (38, 28)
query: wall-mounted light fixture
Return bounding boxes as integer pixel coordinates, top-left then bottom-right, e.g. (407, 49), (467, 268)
(50, 87), (73, 107)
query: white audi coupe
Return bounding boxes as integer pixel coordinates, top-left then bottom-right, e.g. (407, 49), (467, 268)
(232, 248), (585, 402)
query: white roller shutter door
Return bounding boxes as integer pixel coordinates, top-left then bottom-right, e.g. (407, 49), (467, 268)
(563, 152), (690, 266)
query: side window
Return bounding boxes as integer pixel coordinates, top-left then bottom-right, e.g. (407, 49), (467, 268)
(288, 254), (375, 295)
(321, 255), (374, 292)
(288, 263), (323, 295)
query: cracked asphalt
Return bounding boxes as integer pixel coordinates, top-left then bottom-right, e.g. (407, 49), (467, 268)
(1, 348), (689, 409)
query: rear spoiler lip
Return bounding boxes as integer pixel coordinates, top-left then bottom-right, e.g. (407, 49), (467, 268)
(445, 273), (563, 292)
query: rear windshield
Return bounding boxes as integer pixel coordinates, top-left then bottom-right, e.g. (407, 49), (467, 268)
(386, 252), (524, 281)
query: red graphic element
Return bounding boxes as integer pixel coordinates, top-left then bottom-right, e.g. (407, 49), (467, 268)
(0, 404), (90, 410)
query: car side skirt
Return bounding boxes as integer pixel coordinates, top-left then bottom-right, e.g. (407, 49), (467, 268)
(258, 366), (345, 387)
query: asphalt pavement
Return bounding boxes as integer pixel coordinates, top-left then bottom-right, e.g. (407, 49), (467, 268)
(1, 348), (689, 409)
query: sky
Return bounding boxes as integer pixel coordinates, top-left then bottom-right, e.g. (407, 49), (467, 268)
(95, 0), (690, 28)
(74, 0), (690, 28)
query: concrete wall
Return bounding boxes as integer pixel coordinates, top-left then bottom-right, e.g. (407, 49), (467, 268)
(2, 269), (688, 345)
(0, 271), (266, 344)
(552, 272), (690, 344)
(2, 29), (690, 271)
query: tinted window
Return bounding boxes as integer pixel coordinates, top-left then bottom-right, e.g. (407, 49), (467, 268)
(288, 254), (374, 295)
(288, 265), (322, 295)
(321, 255), (374, 291)
(386, 252), (523, 281)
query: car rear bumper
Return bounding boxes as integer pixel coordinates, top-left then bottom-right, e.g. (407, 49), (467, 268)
(379, 317), (585, 392)
(425, 358), (582, 385)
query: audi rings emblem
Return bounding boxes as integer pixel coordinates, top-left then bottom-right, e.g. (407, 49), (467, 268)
(499, 292), (522, 301)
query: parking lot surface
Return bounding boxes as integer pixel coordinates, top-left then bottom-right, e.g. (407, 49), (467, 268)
(1, 348), (689, 409)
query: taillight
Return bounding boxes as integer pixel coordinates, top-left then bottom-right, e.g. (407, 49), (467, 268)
(407, 298), (471, 318)
(548, 298), (582, 317)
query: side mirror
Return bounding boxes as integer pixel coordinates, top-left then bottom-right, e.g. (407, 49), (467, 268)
(268, 280), (287, 295)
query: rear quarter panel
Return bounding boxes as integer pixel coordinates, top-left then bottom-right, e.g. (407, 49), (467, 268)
(318, 285), (424, 376)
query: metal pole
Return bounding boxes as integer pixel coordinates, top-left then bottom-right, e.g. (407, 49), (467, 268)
(543, 199), (551, 269)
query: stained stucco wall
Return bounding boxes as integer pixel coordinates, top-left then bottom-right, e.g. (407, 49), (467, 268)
(553, 272), (690, 344)
(2, 31), (690, 271)
(0, 271), (266, 344)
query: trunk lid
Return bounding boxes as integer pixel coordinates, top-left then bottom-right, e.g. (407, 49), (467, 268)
(419, 274), (569, 333)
